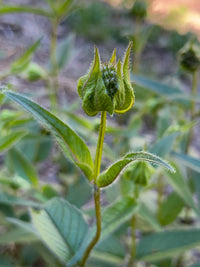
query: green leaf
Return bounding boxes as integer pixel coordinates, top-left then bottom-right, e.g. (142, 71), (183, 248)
(0, 5), (52, 17)
(150, 133), (179, 157)
(56, 34), (75, 69)
(97, 151), (174, 187)
(131, 75), (200, 104)
(90, 237), (124, 267)
(10, 39), (41, 74)
(136, 229), (200, 261)
(0, 130), (26, 152)
(0, 192), (40, 207)
(100, 197), (138, 241)
(0, 228), (38, 244)
(3, 91), (94, 179)
(8, 148), (39, 185)
(164, 163), (199, 215)
(31, 198), (89, 265)
(138, 203), (161, 231)
(172, 151), (200, 173)
(158, 192), (184, 226)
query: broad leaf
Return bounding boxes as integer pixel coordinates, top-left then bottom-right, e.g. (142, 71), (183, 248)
(8, 148), (39, 185)
(172, 151), (200, 173)
(158, 192), (184, 226)
(3, 91), (94, 179)
(136, 229), (200, 261)
(31, 198), (89, 265)
(97, 151), (174, 187)
(0, 130), (26, 152)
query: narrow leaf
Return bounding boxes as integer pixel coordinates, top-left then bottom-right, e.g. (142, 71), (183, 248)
(136, 229), (200, 261)
(0, 228), (38, 244)
(3, 91), (94, 179)
(8, 148), (39, 185)
(0, 192), (40, 207)
(101, 197), (138, 241)
(31, 198), (89, 264)
(172, 151), (200, 173)
(0, 6), (52, 17)
(97, 151), (174, 187)
(0, 130), (26, 152)
(164, 163), (198, 214)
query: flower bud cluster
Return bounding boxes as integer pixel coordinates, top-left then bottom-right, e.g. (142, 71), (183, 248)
(101, 64), (118, 99)
(77, 42), (134, 116)
(179, 39), (200, 73)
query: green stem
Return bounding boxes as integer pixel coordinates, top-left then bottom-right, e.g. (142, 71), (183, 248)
(127, 216), (137, 267)
(186, 70), (198, 153)
(49, 18), (59, 110)
(80, 111), (107, 267)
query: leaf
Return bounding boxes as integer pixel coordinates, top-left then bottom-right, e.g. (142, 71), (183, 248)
(100, 197), (138, 241)
(158, 192), (184, 226)
(8, 148), (39, 185)
(97, 151), (174, 187)
(190, 262), (200, 267)
(138, 203), (161, 231)
(31, 198), (89, 265)
(131, 75), (200, 104)
(172, 151), (200, 173)
(0, 228), (38, 244)
(10, 39), (42, 74)
(0, 130), (26, 152)
(3, 91), (94, 179)
(136, 229), (200, 262)
(150, 133), (179, 157)
(0, 5), (52, 17)
(56, 34), (75, 69)
(164, 163), (198, 214)
(0, 192), (40, 207)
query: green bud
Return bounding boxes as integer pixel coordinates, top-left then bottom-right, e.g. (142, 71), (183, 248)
(179, 39), (200, 73)
(124, 161), (154, 186)
(77, 42), (135, 116)
(21, 62), (47, 81)
(130, 0), (147, 19)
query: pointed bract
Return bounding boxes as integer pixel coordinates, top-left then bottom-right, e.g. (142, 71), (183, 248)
(77, 42), (134, 116)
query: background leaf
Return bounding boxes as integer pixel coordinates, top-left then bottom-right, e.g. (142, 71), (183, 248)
(0, 131), (26, 153)
(136, 229), (200, 262)
(7, 148), (39, 185)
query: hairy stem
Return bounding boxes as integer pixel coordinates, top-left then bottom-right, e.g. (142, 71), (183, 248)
(80, 111), (107, 267)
